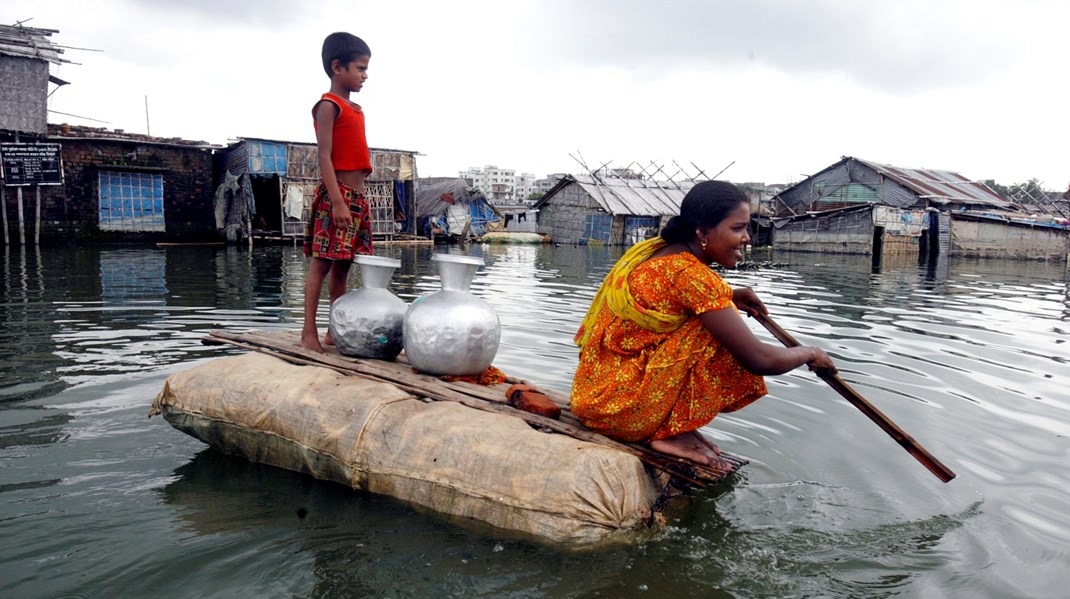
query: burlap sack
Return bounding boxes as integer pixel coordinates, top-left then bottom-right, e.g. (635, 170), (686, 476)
(150, 353), (661, 544)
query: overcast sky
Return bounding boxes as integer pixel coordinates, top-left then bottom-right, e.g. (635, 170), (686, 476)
(7, 0), (1067, 189)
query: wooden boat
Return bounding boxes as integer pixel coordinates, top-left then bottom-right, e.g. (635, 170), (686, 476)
(150, 330), (746, 544)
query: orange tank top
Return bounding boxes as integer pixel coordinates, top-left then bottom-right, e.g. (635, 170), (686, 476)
(313, 92), (372, 174)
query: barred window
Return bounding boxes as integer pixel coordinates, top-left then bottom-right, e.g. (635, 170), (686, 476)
(98, 171), (165, 232)
(248, 141), (288, 175)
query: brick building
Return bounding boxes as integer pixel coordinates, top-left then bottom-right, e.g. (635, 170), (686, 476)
(1, 124), (218, 243)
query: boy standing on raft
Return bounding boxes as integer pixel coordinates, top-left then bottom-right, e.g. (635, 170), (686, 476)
(570, 181), (837, 468)
(300, 32), (375, 353)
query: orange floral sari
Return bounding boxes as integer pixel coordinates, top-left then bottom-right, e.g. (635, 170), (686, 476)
(570, 244), (767, 442)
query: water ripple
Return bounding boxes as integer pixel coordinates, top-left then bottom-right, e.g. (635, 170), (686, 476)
(2, 244), (1069, 598)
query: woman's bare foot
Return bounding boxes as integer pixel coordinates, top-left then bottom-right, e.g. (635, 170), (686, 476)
(650, 431), (731, 469)
(693, 431), (722, 456)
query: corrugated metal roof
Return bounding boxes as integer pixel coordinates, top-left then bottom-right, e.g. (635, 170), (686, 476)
(543, 174), (694, 216)
(0, 24), (68, 65)
(855, 158), (1012, 208)
(231, 136), (418, 155)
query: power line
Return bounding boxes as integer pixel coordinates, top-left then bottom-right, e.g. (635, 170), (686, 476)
(46, 109), (110, 124)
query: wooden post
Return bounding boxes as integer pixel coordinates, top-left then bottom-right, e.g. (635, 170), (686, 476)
(1, 181), (8, 245)
(34, 185), (41, 245)
(16, 186), (25, 245)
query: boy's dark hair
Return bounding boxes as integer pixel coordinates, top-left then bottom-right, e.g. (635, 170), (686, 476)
(322, 32), (371, 77)
(660, 180), (749, 243)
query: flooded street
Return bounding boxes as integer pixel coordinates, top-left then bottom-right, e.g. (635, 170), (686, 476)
(1, 243), (1068, 598)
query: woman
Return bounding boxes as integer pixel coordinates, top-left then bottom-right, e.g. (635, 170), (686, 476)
(570, 181), (836, 467)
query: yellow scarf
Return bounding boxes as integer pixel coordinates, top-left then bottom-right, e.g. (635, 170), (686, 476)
(574, 236), (689, 347)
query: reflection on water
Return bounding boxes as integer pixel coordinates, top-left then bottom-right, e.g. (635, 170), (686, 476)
(1, 243), (1068, 598)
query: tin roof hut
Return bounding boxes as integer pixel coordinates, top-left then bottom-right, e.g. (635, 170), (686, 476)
(773, 156), (1011, 216)
(532, 174), (694, 245)
(769, 156), (1065, 261)
(215, 138), (418, 243)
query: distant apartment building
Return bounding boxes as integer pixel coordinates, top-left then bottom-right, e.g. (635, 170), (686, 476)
(460, 165), (515, 204)
(459, 165), (543, 205)
(534, 173), (567, 196)
(514, 172), (538, 203)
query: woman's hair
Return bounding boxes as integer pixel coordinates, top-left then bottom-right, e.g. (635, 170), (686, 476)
(660, 180), (749, 243)
(322, 32), (372, 77)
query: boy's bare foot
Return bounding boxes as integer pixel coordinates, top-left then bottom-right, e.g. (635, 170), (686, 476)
(650, 431), (731, 470)
(299, 330), (325, 354)
(323, 331), (335, 346)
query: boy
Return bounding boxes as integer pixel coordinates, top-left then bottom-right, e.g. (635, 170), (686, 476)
(301, 32), (375, 353)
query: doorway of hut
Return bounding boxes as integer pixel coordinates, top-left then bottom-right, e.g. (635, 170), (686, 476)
(250, 174), (282, 235)
(871, 225), (884, 271)
(918, 211), (941, 265)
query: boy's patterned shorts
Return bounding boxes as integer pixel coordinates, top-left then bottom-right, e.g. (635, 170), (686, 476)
(302, 181), (373, 260)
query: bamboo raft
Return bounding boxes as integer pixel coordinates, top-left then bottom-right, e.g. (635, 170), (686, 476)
(201, 329), (747, 489)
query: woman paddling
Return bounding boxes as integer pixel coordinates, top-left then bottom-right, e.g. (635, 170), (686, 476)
(570, 180), (837, 468)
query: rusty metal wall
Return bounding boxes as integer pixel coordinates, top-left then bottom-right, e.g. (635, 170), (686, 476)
(220, 140), (248, 177)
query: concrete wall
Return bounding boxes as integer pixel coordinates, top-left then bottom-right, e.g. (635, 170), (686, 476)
(950, 217), (1068, 261)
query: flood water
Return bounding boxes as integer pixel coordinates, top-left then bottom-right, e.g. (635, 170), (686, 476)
(1, 242), (1068, 598)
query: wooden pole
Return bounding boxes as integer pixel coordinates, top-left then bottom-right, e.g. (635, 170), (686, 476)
(16, 186), (25, 245)
(1, 181), (8, 245)
(34, 185), (41, 245)
(753, 311), (956, 483)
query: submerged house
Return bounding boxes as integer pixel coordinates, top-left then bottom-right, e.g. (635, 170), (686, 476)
(533, 174), (694, 245)
(4, 124), (216, 243)
(770, 156), (1065, 261)
(414, 177), (499, 240)
(215, 138), (418, 243)
(939, 212), (1068, 260)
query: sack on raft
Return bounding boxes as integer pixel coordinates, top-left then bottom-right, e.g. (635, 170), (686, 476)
(149, 353), (662, 545)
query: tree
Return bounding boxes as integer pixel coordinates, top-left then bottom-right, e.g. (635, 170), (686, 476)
(980, 179), (1010, 197)
(1012, 178), (1047, 201)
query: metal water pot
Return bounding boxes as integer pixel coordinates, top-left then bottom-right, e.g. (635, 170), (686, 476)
(403, 254), (500, 375)
(329, 255), (407, 360)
